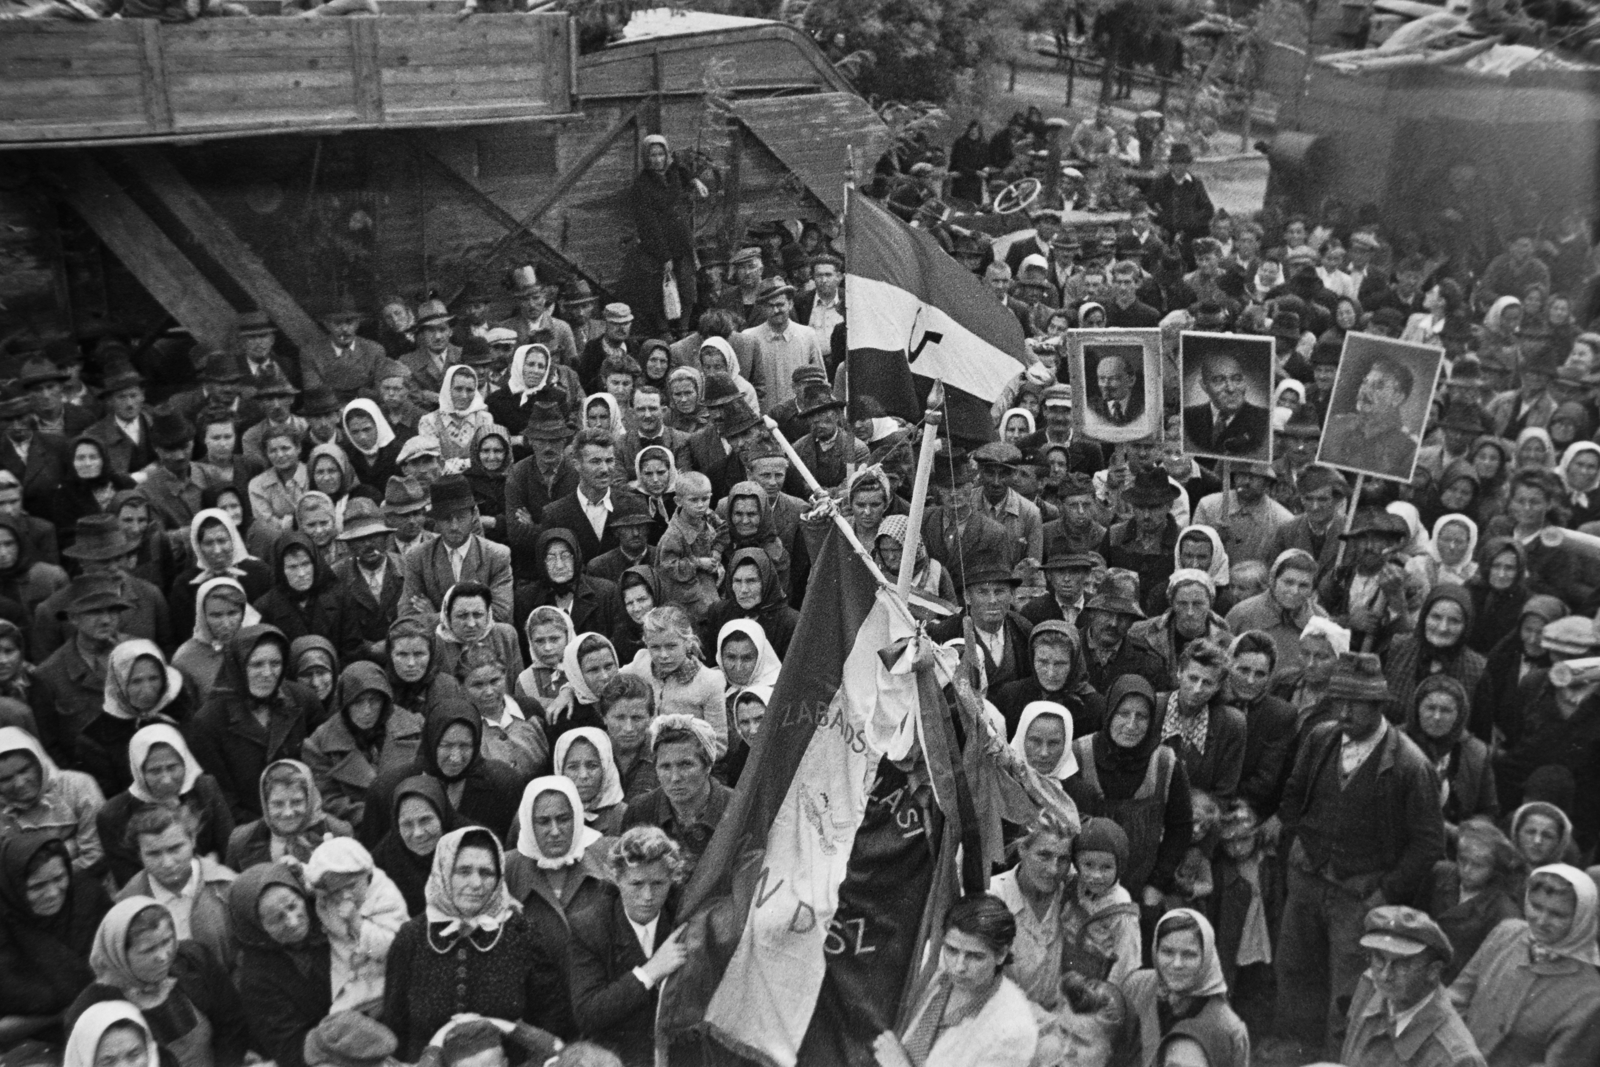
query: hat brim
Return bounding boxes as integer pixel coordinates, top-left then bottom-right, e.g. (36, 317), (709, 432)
(963, 567), (1022, 587)
(798, 399), (847, 418)
(1358, 933), (1428, 957)
(19, 371), (70, 387)
(609, 513), (656, 528)
(383, 501), (429, 514)
(1086, 596), (1146, 619)
(62, 540), (138, 562)
(98, 377), (144, 395)
(70, 594), (134, 611)
(1126, 488), (1180, 508)
(336, 522), (396, 541)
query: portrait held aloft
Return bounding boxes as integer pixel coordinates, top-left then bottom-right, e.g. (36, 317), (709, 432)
(1179, 331), (1276, 463)
(1316, 331), (1445, 483)
(1068, 329), (1163, 444)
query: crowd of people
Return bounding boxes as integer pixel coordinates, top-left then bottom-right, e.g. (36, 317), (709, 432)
(3, 100), (1600, 1067)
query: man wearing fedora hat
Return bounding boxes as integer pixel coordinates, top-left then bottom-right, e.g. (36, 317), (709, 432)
(382, 475), (434, 557)
(920, 444), (1013, 596)
(788, 382), (866, 493)
(33, 572), (137, 747)
(140, 410), (205, 533)
(18, 356), (92, 438)
(1105, 467), (1183, 613)
(297, 385), (345, 451)
(717, 246), (771, 328)
(505, 402), (579, 573)
(85, 362), (154, 478)
(577, 303), (636, 394)
(0, 394), (69, 520)
(331, 499), (404, 661)
(236, 309), (292, 387)
(1146, 142), (1214, 253)
(740, 277), (823, 414)
(401, 299), (461, 406)
(1277, 651), (1445, 1052)
(688, 394), (767, 503)
(32, 514), (168, 663)
(450, 279), (497, 349)
(500, 266), (579, 370)
(399, 474), (513, 622)
(239, 369), (307, 470)
(167, 345), (249, 426)
(302, 297), (388, 404)
(558, 277), (602, 346)
(928, 545), (1034, 688)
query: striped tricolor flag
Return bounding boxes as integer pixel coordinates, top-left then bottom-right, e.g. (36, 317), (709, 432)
(845, 188), (1028, 442)
(656, 530), (932, 1067)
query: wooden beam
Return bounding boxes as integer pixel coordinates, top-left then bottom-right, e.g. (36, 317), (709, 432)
(44, 151), (235, 349)
(135, 21), (174, 134)
(116, 147), (328, 356)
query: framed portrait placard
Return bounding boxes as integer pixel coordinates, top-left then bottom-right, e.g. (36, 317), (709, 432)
(1315, 331), (1446, 484)
(1068, 328), (1163, 445)
(1178, 331), (1277, 464)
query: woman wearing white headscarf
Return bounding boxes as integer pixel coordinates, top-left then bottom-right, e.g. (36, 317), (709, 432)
(505, 777), (611, 939)
(696, 336), (759, 411)
(1555, 440), (1600, 526)
(381, 826), (570, 1058)
(62, 1000), (165, 1067)
(340, 398), (402, 489)
(494, 344), (582, 431)
(552, 727), (627, 836)
(97, 723), (233, 889)
(1406, 513), (1480, 593)
(580, 392), (627, 442)
(0, 726), (104, 873)
(1009, 701), (1078, 782)
(79, 639), (196, 799)
(1121, 908), (1249, 1067)
(418, 365), (493, 476)
(1449, 863), (1600, 1067)
(715, 619), (782, 702)
(173, 577), (260, 692)
(1514, 425), (1556, 472)
(999, 407), (1036, 445)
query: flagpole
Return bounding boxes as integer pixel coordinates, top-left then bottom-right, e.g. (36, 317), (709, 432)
(897, 381), (944, 601)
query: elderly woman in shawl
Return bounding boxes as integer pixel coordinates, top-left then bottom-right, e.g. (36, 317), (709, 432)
(303, 662), (423, 829)
(301, 837), (408, 1015)
(873, 513), (956, 603)
(97, 724), (232, 888)
(552, 727), (627, 837)
(505, 777), (612, 950)
(1381, 584), (1487, 726)
(172, 577), (258, 691)
(465, 424), (513, 535)
(1450, 863), (1600, 1067)
(723, 479), (792, 594)
(370, 775), (460, 916)
(1120, 908), (1249, 1067)
(1554, 440), (1600, 527)
(170, 507), (269, 642)
(228, 863), (333, 1067)
(0, 829), (110, 1039)
(381, 826), (572, 1057)
(341, 399), (404, 490)
(1406, 513), (1479, 595)
(68, 897), (250, 1067)
(1404, 674), (1498, 833)
(77, 641), (194, 798)
(663, 365), (709, 434)
(0, 726), (105, 873)
(226, 759), (352, 872)
(696, 336), (758, 411)
(419, 365), (494, 476)
(1513, 426), (1555, 472)
(63, 1002), (169, 1067)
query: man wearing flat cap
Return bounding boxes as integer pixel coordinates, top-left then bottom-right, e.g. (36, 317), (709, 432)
(975, 441), (1044, 580)
(1276, 652), (1446, 1055)
(740, 277), (824, 413)
(1193, 460), (1292, 567)
(717, 246), (769, 328)
(304, 1011), (400, 1067)
(1341, 906), (1483, 1067)
(578, 303), (636, 395)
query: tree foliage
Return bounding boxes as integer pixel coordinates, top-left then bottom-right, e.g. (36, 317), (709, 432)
(795, 0), (1010, 104)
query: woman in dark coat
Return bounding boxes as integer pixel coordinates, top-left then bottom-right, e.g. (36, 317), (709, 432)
(0, 830), (109, 1042)
(385, 615), (468, 722)
(698, 547), (801, 659)
(225, 758), (353, 872)
(360, 700), (523, 847)
(370, 774), (462, 915)
(628, 134), (699, 334)
(1470, 594), (1565, 743)
(67, 896), (251, 1067)
(185, 624), (319, 823)
(1064, 675), (1194, 908)
(465, 425), (513, 545)
(1406, 674), (1498, 838)
(53, 435), (135, 558)
(949, 120), (989, 204)
(1382, 584), (1488, 726)
(254, 532), (357, 665)
(1464, 536), (1530, 655)
(96, 724), (232, 889)
(382, 826), (572, 1057)
(514, 526), (623, 643)
(77, 639), (198, 798)
(341, 399), (408, 492)
(612, 564), (662, 665)
(228, 863), (332, 1067)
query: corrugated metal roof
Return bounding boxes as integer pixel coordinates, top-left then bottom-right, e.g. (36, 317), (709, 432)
(731, 93), (890, 216)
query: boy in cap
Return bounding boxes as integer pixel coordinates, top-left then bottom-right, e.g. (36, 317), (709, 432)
(1276, 652), (1446, 1054)
(304, 1012), (400, 1067)
(1341, 906), (1481, 1067)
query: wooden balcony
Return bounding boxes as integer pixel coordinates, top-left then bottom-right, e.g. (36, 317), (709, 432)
(0, 11), (576, 148)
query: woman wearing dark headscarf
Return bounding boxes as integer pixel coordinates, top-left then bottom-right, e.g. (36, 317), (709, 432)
(699, 547), (801, 659)
(228, 863), (332, 1067)
(721, 481), (790, 593)
(465, 425), (513, 543)
(68, 896), (250, 1067)
(613, 564), (662, 664)
(79, 640), (195, 798)
(1404, 674), (1497, 833)
(289, 636), (339, 729)
(949, 120), (988, 203)
(0, 514), (66, 618)
(517, 527), (623, 641)
(303, 662), (424, 829)
(97, 724), (233, 888)
(255, 532), (356, 665)
(371, 775), (462, 915)
(186, 624), (318, 823)
(1470, 594), (1566, 743)
(1122, 909), (1249, 1067)
(1065, 675), (1194, 911)
(226, 759), (352, 871)
(663, 366), (709, 435)
(54, 435), (135, 557)
(382, 826), (572, 1058)
(1465, 536), (1529, 655)
(1417, 460), (1480, 532)
(360, 700), (522, 847)
(1382, 585), (1487, 724)
(385, 615), (467, 721)
(0, 829), (108, 1041)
